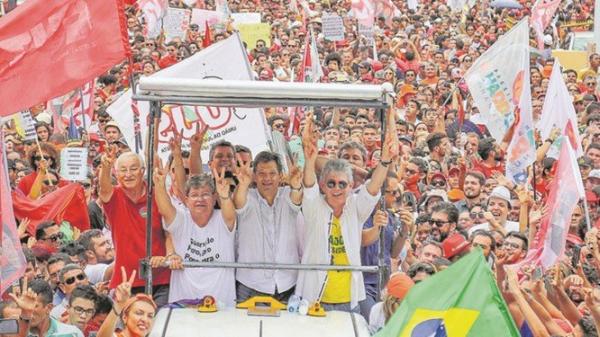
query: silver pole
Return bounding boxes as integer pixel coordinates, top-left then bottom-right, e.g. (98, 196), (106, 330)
(165, 261), (379, 273)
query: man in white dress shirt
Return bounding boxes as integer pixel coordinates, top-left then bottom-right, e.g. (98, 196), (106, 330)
(233, 151), (303, 302)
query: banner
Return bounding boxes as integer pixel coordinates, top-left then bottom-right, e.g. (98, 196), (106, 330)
(464, 19), (535, 183)
(191, 9), (221, 33)
(238, 23), (272, 49)
(1, 131), (26, 295)
(107, 33), (271, 163)
(322, 13), (345, 41)
(163, 7), (191, 43)
(537, 61), (583, 156)
(0, 0), (130, 117)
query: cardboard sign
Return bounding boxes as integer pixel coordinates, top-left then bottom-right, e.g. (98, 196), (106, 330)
(231, 12), (261, 26)
(60, 147), (88, 181)
(191, 8), (221, 32)
(358, 23), (374, 45)
(322, 13), (345, 41)
(18, 111), (37, 141)
(163, 8), (191, 42)
(238, 23), (271, 49)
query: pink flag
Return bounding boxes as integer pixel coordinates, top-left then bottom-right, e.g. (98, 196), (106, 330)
(517, 139), (585, 271)
(530, 0), (561, 50)
(0, 131), (26, 295)
(351, 0), (375, 27)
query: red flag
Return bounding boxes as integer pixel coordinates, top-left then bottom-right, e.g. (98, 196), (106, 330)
(1, 131), (26, 295)
(351, 0), (375, 27)
(12, 183), (91, 236)
(0, 0), (131, 117)
(203, 20), (213, 48)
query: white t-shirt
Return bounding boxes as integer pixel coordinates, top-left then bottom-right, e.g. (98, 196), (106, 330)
(164, 208), (237, 306)
(368, 302), (385, 334)
(84, 263), (109, 284)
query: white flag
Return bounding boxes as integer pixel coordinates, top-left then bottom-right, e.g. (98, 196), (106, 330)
(107, 33), (272, 163)
(464, 18), (535, 183)
(537, 61), (583, 157)
(138, 0), (168, 37)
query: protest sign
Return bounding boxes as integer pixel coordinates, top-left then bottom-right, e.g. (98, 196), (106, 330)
(163, 7), (190, 42)
(14, 111), (37, 141)
(60, 147), (88, 181)
(191, 8), (221, 32)
(322, 13), (345, 41)
(358, 23), (374, 45)
(238, 23), (271, 49)
(231, 12), (261, 26)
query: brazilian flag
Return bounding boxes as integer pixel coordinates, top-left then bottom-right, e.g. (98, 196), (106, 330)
(375, 250), (519, 337)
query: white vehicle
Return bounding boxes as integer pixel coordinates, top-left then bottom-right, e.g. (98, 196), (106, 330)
(149, 307), (371, 337)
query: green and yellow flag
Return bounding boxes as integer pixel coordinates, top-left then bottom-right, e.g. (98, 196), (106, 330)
(375, 250), (519, 337)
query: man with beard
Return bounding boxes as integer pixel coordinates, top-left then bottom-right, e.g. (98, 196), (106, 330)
(78, 229), (115, 285)
(429, 202), (459, 242)
(454, 171), (485, 213)
(563, 274), (586, 305)
(473, 138), (505, 178)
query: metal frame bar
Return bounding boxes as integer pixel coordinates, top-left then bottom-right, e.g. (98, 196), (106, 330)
(178, 262), (379, 273)
(137, 81), (392, 296)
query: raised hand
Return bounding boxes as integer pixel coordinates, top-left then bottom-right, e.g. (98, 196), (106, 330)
(152, 159), (167, 187)
(234, 160), (253, 188)
(101, 144), (118, 169)
(288, 164), (303, 190)
(114, 267), (136, 313)
(213, 167), (231, 199)
(8, 277), (37, 318)
(190, 123), (209, 150)
(169, 129), (183, 157)
(301, 112), (318, 163)
(381, 108), (399, 162)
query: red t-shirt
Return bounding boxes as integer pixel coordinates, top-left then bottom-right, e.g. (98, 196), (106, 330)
(102, 186), (170, 288)
(471, 160), (505, 179)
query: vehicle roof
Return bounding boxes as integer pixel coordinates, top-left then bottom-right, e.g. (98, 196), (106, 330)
(149, 307), (371, 337)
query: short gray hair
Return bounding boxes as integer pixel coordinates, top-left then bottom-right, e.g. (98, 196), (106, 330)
(115, 152), (145, 170)
(338, 141), (367, 162)
(58, 264), (84, 283)
(185, 174), (215, 195)
(320, 159), (353, 184)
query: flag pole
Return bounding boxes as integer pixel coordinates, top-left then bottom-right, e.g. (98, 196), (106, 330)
(583, 198), (593, 231)
(32, 115), (53, 188)
(79, 87), (87, 132)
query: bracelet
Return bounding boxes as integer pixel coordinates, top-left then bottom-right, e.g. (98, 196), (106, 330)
(20, 315), (32, 322)
(380, 159), (392, 167)
(219, 194), (231, 200)
(112, 306), (122, 316)
(290, 185), (303, 191)
(544, 138), (555, 144)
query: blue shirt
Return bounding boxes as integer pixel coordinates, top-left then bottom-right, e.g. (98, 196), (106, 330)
(360, 215), (397, 285)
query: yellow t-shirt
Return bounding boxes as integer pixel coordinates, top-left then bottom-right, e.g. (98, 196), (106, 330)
(321, 216), (351, 304)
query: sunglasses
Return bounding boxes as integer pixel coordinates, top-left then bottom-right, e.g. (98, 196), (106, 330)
(44, 232), (64, 242)
(80, 182), (92, 189)
(64, 273), (86, 285)
(470, 212), (485, 219)
(326, 180), (349, 189)
(431, 180), (446, 188)
(43, 180), (59, 186)
(430, 219), (450, 227)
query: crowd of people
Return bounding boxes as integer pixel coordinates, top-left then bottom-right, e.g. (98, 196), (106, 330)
(2, 0), (600, 336)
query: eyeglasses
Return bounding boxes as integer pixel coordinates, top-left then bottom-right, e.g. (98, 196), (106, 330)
(63, 273), (86, 285)
(43, 179), (58, 186)
(72, 306), (95, 317)
(33, 155), (51, 161)
(187, 192), (213, 200)
(80, 182), (92, 189)
(430, 219), (450, 227)
(326, 180), (349, 189)
(470, 212), (485, 219)
(43, 232), (64, 242)
(430, 180), (446, 188)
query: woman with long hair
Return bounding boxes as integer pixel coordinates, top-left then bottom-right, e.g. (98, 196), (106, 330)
(98, 268), (158, 337)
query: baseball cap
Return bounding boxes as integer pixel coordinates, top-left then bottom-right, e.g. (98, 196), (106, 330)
(442, 233), (470, 259)
(386, 273), (415, 300)
(423, 189), (448, 206)
(578, 156), (593, 168)
(104, 121), (121, 132)
(36, 112), (52, 124)
(589, 169), (600, 179)
(430, 172), (447, 183)
(489, 185), (511, 207)
(543, 34), (553, 46)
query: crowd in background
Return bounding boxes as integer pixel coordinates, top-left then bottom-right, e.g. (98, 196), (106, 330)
(2, 0), (600, 337)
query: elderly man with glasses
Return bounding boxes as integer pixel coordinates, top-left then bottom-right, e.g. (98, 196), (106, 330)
(295, 112), (398, 313)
